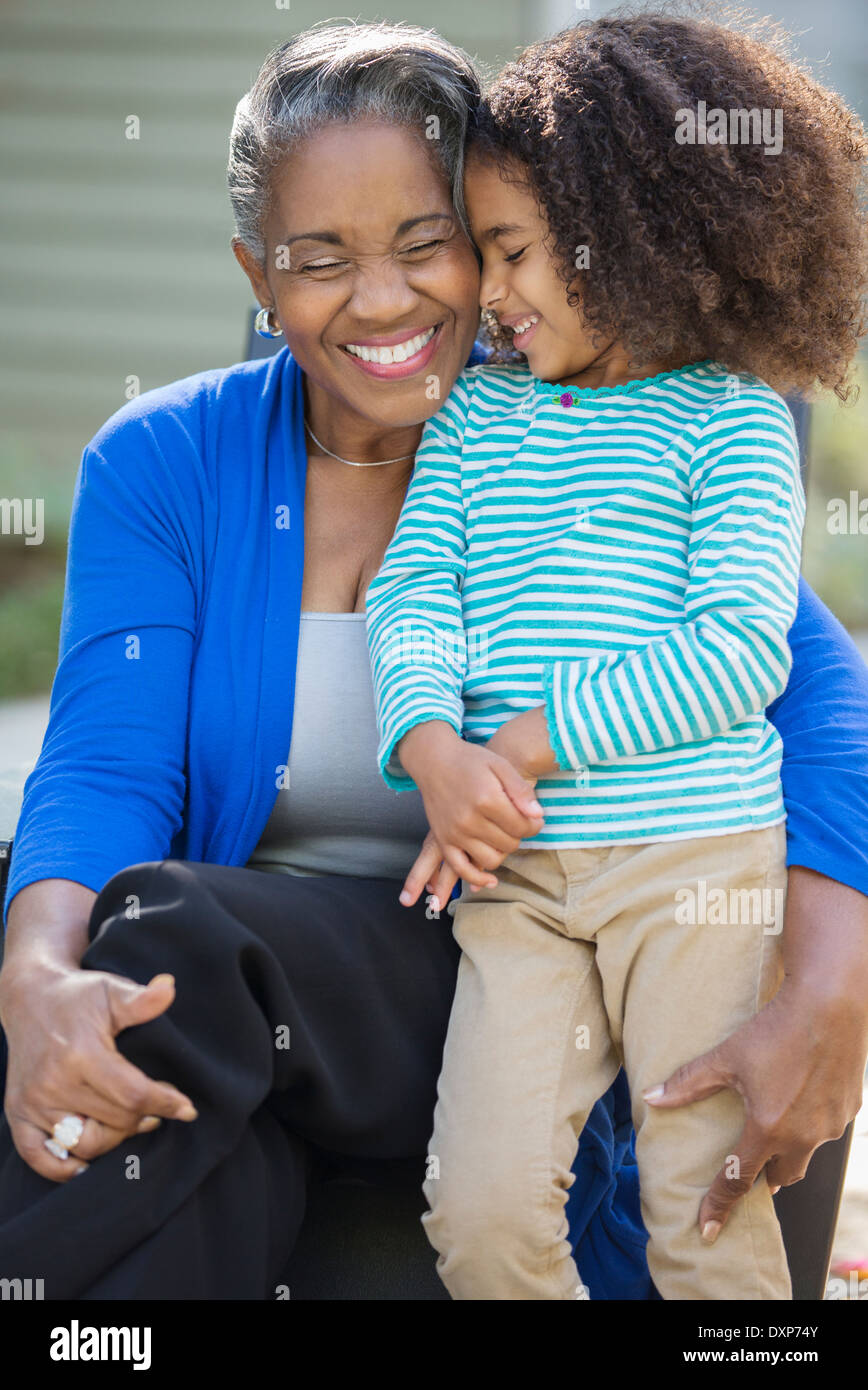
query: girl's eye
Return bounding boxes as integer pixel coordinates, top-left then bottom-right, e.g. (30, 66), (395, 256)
(504, 246), (528, 264)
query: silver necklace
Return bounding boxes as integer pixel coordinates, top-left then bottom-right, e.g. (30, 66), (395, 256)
(304, 418), (416, 467)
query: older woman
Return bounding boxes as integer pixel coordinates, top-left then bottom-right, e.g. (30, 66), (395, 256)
(0, 22), (866, 1301)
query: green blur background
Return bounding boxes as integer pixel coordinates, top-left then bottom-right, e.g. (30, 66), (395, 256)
(0, 0), (866, 699)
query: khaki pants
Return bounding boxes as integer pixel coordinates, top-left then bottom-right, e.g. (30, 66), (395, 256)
(422, 824), (791, 1300)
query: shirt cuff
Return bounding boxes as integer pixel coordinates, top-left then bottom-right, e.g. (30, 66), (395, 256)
(379, 709), (463, 792)
(541, 659), (599, 771)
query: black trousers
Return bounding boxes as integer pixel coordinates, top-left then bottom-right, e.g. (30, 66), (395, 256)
(0, 859), (461, 1298)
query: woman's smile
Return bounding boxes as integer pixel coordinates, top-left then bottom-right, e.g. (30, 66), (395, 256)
(339, 321), (444, 378)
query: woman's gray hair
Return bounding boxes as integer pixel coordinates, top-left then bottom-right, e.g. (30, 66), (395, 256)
(227, 20), (482, 263)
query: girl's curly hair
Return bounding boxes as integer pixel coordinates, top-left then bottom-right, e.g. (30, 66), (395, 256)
(470, 4), (868, 401)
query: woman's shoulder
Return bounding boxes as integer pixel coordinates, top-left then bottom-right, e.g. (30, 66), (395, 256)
(86, 348), (295, 460)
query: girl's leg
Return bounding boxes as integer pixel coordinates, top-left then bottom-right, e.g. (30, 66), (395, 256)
(592, 825), (792, 1300)
(0, 858), (461, 1299)
(423, 849), (621, 1300)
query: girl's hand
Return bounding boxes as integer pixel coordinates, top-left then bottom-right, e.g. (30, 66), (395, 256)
(399, 827), (461, 913)
(399, 721), (544, 909)
(0, 962), (198, 1182)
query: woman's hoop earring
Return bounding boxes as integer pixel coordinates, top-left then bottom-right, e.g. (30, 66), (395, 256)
(254, 307), (283, 339)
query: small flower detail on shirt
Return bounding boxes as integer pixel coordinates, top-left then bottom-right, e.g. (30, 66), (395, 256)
(553, 391), (580, 408)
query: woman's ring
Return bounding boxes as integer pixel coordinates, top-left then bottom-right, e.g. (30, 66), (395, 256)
(43, 1114), (86, 1159)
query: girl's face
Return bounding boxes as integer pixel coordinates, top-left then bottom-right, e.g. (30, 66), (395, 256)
(463, 151), (614, 385)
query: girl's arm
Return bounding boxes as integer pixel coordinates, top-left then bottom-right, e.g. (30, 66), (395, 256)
(535, 391), (804, 773)
(366, 381), (471, 791)
(366, 372), (544, 890)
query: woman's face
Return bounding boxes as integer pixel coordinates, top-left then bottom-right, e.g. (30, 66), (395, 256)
(236, 120), (481, 429)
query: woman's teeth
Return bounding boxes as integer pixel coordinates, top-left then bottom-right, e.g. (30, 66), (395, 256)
(344, 325), (437, 365)
(512, 315), (540, 336)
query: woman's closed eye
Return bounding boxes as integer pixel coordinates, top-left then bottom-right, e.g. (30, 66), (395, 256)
(297, 258), (349, 275)
(297, 240), (448, 275)
(401, 238), (448, 257)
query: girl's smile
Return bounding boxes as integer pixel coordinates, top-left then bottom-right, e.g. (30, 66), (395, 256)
(500, 312), (541, 352)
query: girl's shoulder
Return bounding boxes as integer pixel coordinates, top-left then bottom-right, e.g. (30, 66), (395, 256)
(684, 365), (803, 486)
(446, 358), (536, 414)
(685, 361), (792, 415)
(687, 363), (801, 444)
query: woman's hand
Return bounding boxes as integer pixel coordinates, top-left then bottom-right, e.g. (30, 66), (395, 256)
(0, 962), (198, 1182)
(398, 718), (545, 909)
(642, 866), (868, 1240)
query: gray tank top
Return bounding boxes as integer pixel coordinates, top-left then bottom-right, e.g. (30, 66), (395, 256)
(245, 612), (431, 881)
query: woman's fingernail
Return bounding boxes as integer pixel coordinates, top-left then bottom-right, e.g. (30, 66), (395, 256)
(770, 1184), (781, 1195)
(701, 1220), (722, 1244)
(136, 1115), (161, 1133)
(529, 801), (543, 814)
(642, 1084), (665, 1102)
(73, 1164), (88, 1176)
(399, 890), (412, 905)
(429, 896), (440, 913)
(177, 1103), (198, 1121)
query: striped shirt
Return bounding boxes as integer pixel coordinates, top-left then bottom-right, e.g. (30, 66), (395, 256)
(365, 359), (805, 847)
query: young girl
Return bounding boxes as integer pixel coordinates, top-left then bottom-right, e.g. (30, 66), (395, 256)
(365, 12), (867, 1299)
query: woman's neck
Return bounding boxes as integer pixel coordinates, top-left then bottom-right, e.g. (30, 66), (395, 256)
(303, 377), (423, 493)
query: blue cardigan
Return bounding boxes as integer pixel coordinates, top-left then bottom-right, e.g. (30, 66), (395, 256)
(6, 345), (868, 1298)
